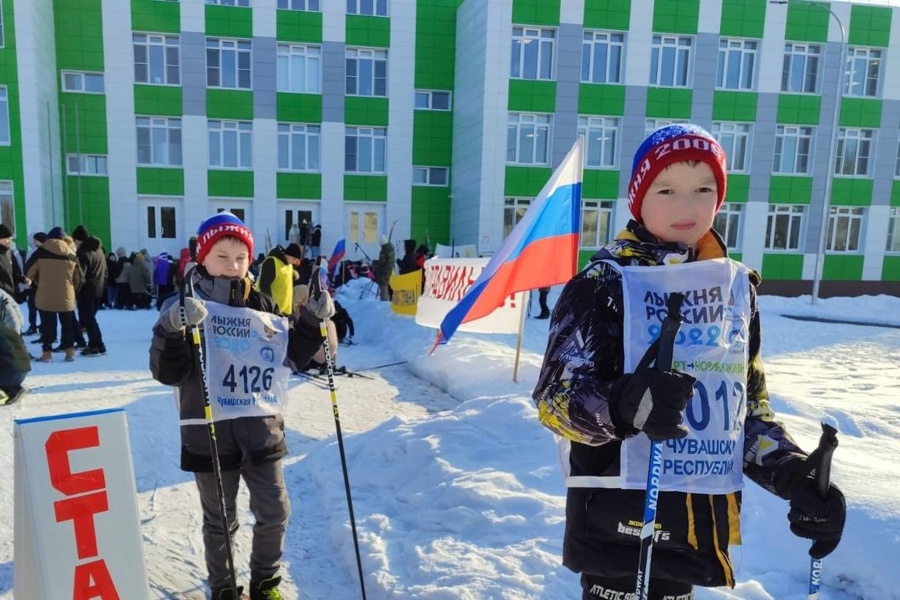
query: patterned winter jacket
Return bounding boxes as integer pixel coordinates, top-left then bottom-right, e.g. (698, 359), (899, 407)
(150, 268), (288, 473)
(532, 220), (806, 588)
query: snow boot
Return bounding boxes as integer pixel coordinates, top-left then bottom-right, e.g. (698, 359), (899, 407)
(210, 584), (244, 600)
(38, 350), (52, 362)
(249, 575), (282, 600)
(64, 348), (76, 362)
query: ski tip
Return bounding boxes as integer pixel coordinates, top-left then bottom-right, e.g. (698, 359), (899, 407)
(820, 415), (840, 435)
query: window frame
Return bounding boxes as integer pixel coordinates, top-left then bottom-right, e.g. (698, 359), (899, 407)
(61, 71), (106, 94)
(412, 166), (449, 186)
(0, 182), (14, 231)
(649, 34), (693, 88)
(136, 116), (183, 167)
(503, 197), (532, 239)
(344, 126), (387, 174)
(345, 47), (388, 97)
(506, 112), (552, 166)
(825, 206), (864, 253)
(835, 127), (874, 177)
(844, 46), (881, 98)
(510, 26), (556, 81)
(277, 0), (320, 9)
(277, 123), (321, 172)
(414, 90), (451, 111)
(580, 199), (616, 249)
(645, 118), (688, 135)
(346, 0), (388, 17)
(208, 119), (253, 170)
(764, 204), (806, 251)
(713, 202), (744, 250)
(716, 38), (758, 91)
(711, 121), (752, 173)
(580, 29), (624, 84)
(133, 33), (181, 86)
(66, 154), (109, 176)
(206, 38), (253, 90)
(781, 42), (821, 94)
(887, 207), (900, 253)
(773, 125), (814, 175)
(206, 0), (250, 6)
(578, 115), (620, 169)
(276, 43), (322, 94)
(0, 86), (8, 146)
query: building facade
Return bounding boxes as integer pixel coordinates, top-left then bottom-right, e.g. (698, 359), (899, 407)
(1, 0), (899, 293)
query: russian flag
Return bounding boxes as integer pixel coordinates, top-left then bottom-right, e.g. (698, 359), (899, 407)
(327, 238), (346, 274)
(436, 137), (583, 347)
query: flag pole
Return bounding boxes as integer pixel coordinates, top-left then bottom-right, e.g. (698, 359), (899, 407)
(512, 291), (527, 382)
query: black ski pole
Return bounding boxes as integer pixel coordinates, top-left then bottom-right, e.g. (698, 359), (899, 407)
(808, 420), (839, 600)
(635, 292), (686, 600)
(313, 264), (368, 600)
(183, 282), (241, 600)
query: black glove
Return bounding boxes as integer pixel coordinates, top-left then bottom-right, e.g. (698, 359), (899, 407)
(783, 455), (846, 559)
(610, 367), (696, 441)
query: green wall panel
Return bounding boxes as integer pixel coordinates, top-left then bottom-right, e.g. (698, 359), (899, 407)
(712, 91), (758, 122)
(508, 79), (556, 113)
(134, 85), (182, 116)
(208, 170), (254, 197)
(577, 249), (595, 269)
(784, 3), (829, 42)
(344, 175), (387, 201)
(415, 2), (457, 89)
(582, 169), (619, 199)
(768, 176), (812, 203)
(54, 0), (105, 71)
(761, 253), (803, 279)
(892, 181), (900, 207)
(646, 88), (693, 118)
(277, 93), (323, 123)
(137, 168), (185, 196)
(131, 0), (180, 34)
(578, 84), (625, 115)
(346, 15), (390, 47)
(276, 173), (322, 199)
(0, 0), (26, 241)
(719, 0), (766, 38)
(345, 97), (389, 126)
(848, 5), (891, 47)
(61, 95), (108, 154)
(652, 0), (699, 34)
(839, 98), (882, 129)
(830, 178), (872, 205)
(583, 0), (630, 30)
(512, 0), (560, 26)
(882, 256), (900, 281)
(777, 94), (821, 125)
(411, 187), (451, 247)
(207, 89), (253, 120)
(726, 174), (749, 202)
(822, 255), (864, 281)
(276, 9), (323, 43)
(63, 176), (109, 242)
(205, 5), (252, 38)
(505, 166), (552, 197)
(412, 111), (453, 166)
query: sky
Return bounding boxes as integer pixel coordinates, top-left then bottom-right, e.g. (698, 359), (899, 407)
(1, 279), (898, 600)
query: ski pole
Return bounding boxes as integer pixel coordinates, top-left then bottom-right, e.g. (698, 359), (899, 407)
(635, 292), (686, 600)
(808, 420), (839, 600)
(313, 263), (368, 600)
(183, 282), (241, 600)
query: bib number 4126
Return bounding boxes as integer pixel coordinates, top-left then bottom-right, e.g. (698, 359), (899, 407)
(222, 365), (274, 394)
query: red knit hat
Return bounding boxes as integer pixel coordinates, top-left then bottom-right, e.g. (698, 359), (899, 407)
(195, 211), (254, 265)
(628, 124), (727, 222)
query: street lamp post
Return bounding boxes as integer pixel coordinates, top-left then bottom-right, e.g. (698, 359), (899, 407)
(771, 0), (845, 304)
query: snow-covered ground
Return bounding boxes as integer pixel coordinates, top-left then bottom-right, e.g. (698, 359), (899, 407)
(1, 280), (898, 600)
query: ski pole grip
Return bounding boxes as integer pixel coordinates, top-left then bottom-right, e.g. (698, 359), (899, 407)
(656, 293), (686, 372)
(815, 421), (839, 497)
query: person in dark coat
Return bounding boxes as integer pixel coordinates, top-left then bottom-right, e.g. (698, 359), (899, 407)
(309, 224), (322, 259)
(74, 228), (109, 356)
(397, 239), (419, 275)
(371, 236), (395, 301)
(0, 224), (25, 302)
(0, 288), (30, 405)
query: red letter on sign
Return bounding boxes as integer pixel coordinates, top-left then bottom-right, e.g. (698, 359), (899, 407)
(73, 559), (121, 600)
(45, 427), (106, 496)
(54, 490), (109, 560)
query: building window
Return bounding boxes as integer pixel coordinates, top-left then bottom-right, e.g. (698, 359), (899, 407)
(67, 154), (108, 176)
(134, 34), (180, 85)
(578, 116), (619, 168)
(0, 87), (8, 145)
(0, 182), (13, 229)
(345, 126), (386, 173)
(781, 43), (820, 93)
(144, 203), (178, 240)
(278, 0), (319, 8)
(835, 128), (873, 176)
(276, 43), (321, 93)
(346, 48), (387, 97)
(507, 113), (551, 165)
(207, 38), (252, 89)
(581, 30), (624, 84)
(887, 208), (900, 253)
(277, 123), (320, 171)
(773, 125), (813, 175)
(826, 206), (864, 252)
(581, 200), (615, 249)
(650, 35), (692, 87)
(711, 122), (751, 173)
(209, 120), (252, 169)
(136, 117), (182, 166)
(412, 166), (449, 186)
(765, 205), (805, 251)
(845, 47), (881, 98)
(716, 39), (757, 90)
(207, 0), (250, 5)
(347, 0), (387, 16)
(896, 138), (900, 178)
(414, 90), (451, 110)
(713, 203), (743, 250)
(0, 1), (5, 48)
(511, 26), (555, 81)
(645, 118), (687, 135)
(62, 71), (105, 93)
(504, 197), (531, 239)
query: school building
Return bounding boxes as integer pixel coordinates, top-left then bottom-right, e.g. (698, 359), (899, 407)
(1, 0), (899, 294)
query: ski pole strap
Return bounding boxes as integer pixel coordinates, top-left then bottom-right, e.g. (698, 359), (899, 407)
(808, 421), (839, 600)
(635, 292), (686, 600)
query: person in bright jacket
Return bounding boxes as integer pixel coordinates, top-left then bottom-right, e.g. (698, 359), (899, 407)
(255, 243), (303, 316)
(533, 124), (846, 600)
(150, 211), (290, 600)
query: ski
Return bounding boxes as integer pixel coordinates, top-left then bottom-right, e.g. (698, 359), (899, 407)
(294, 366), (373, 380)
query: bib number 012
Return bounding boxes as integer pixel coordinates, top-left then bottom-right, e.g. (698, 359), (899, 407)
(222, 365), (274, 394)
(687, 380), (745, 432)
